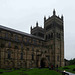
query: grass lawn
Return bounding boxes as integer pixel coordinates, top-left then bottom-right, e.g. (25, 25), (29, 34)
(0, 68), (62, 75)
(58, 65), (75, 73)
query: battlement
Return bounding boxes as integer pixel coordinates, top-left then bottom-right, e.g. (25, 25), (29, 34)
(44, 9), (63, 23)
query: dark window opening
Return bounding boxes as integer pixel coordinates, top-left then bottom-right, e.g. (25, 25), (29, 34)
(57, 56), (59, 61)
(15, 35), (19, 42)
(32, 47), (34, 51)
(46, 24), (53, 30)
(38, 32), (44, 38)
(27, 38), (29, 43)
(1, 43), (5, 48)
(5, 33), (8, 38)
(8, 42), (11, 48)
(14, 45), (18, 49)
(8, 51), (11, 59)
(21, 52), (23, 60)
(33, 39), (37, 45)
(51, 45), (53, 49)
(21, 44), (23, 50)
(46, 35), (47, 40)
(32, 54), (34, 60)
(57, 33), (60, 39)
(51, 33), (53, 38)
(27, 48), (29, 50)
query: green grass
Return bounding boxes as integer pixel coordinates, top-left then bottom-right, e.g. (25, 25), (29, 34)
(0, 68), (62, 75)
(58, 65), (75, 73)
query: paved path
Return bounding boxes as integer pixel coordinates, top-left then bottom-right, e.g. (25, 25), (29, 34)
(66, 71), (75, 75)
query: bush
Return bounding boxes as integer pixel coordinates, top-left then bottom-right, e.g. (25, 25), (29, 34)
(63, 67), (70, 69)
(73, 68), (75, 71)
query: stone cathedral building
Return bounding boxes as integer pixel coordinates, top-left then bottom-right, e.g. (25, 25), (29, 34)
(0, 10), (64, 69)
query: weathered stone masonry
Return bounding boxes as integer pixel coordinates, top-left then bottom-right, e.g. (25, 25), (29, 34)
(0, 10), (64, 69)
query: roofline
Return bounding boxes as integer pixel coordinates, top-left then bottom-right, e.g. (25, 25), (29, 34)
(0, 25), (45, 41)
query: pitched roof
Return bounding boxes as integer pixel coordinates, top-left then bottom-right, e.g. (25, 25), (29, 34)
(0, 25), (44, 40)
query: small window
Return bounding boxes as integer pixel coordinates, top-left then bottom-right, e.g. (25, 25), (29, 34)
(15, 35), (19, 41)
(5, 33), (8, 38)
(21, 44), (23, 50)
(14, 45), (18, 49)
(48, 34), (50, 39)
(1, 43), (5, 48)
(57, 56), (59, 61)
(26, 38), (29, 43)
(46, 35), (47, 40)
(57, 33), (60, 39)
(51, 45), (53, 49)
(27, 48), (29, 50)
(51, 33), (53, 38)
(33, 39), (37, 44)
(32, 54), (34, 60)
(21, 52), (23, 60)
(8, 50), (11, 59)
(32, 47), (34, 51)
(48, 56), (50, 60)
(8, 42), (11, 48)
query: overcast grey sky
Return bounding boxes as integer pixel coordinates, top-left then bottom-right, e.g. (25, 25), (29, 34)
(0, 0), (75, 60)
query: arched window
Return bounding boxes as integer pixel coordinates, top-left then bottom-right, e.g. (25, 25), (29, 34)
(57, 33), (60, 39)
(48, 34), (50, 39)
(1, 43), (5, 48)
(32, 54), (34, 60)
(14, 45), (18, 49)
(21, 52), (23, 60)
(46, 35), (47, 40)
(32, 47), (34, 51)
(8, 42), (11, 48)
(15, 35), (19, 41)
(5, 33), (8, 38)
(51, 33), (53, 38)
(26, 38), (29, 43)
(8, 50), (11, 59)
(57, 56), (59, 61)
(21, 44), (23, 50)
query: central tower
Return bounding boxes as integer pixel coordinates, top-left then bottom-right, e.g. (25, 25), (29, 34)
(44, 10), (64, 67)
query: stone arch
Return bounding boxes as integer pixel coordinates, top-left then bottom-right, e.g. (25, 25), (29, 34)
(40, 58), (48, 68)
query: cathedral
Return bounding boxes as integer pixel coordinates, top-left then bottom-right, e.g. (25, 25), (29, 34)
(0, 10), (64, 69)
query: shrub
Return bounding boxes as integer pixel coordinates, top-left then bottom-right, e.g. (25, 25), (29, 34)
(63, 67), (70, 69)
(73, 68), (75, 71)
